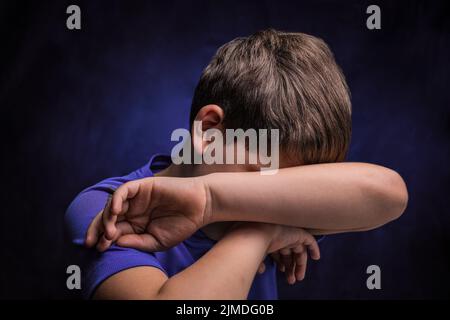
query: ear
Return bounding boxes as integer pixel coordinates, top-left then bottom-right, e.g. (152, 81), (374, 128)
(191, 105), (225, 157)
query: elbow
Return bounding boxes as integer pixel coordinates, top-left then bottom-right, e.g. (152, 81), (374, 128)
(386, 170), (409, 221)
(363, 165), (408, 226)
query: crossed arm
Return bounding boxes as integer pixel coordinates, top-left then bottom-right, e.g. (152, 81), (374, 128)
(94, 224), (273, 299)
(85, 162), (407, 299)
(205, 162), (408, 234)
(94, 223), (320, 299)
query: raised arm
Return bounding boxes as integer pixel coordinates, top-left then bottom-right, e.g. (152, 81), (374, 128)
(205, 162), (408, 234)
(88, 162), (407, 252)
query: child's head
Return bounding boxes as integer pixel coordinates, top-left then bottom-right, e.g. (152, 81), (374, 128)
(189, 29), (351, 170)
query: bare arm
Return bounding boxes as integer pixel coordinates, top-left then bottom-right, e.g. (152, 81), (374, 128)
(205, 162), (408, 233)
(89, 162), (408, 252)
(93, 223), (319, 299)
(95, 225), (268, 299)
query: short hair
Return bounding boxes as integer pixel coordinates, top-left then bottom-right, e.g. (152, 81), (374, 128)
(190, 29), (351, 164)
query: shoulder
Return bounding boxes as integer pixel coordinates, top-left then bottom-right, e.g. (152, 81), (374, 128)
(64, 157), (156, 245)
(93, 265), (167, 299)
(84, 245), (168, 299)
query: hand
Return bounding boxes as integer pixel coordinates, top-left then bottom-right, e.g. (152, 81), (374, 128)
(85, 176), (210, 252)
(250, 224), (320, 284)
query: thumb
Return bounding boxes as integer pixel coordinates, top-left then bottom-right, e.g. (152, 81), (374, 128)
(116, 233), (164, 252)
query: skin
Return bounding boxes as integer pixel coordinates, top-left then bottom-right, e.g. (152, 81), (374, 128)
(85, 105), (408, 299)
(93, 223), (320, 299)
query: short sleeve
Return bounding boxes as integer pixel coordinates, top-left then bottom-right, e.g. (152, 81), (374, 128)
(82, 245), (167, 299)
(64, 158), (165, 298)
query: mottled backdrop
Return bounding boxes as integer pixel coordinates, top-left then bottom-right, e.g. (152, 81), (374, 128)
(1, 0), (449, 299)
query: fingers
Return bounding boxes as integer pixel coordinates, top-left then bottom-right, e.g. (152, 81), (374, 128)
(96, 234), (113, 252)
(299, 232), (321, 261)
(270, 252), (284, 272)
(104, 182), (140, 240)
(116, 233), (163, 252)
(305, 237), (321, 261)
(87, 180), (148, 250)
(287, 261), (296, 285)
(85, 210), (104, 248)
(96, 221), (135, 252)
(103, 200), (130, 240)
(102, 196), (117, 240)
(280, 248), (296, 285)
(111, 181), (141, 215)
(295, 251), (308, 281)
(267, 230), (322, 285)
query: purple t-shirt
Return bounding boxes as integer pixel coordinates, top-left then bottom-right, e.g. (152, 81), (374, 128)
(65, 154), (278, 299)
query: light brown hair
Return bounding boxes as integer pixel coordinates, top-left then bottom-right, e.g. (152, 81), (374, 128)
(190, 29), (351, 164)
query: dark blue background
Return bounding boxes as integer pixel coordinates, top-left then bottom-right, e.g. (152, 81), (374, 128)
(1, 0), (449, 299)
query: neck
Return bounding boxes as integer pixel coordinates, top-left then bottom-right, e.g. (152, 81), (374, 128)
(154, 163), (199, 178)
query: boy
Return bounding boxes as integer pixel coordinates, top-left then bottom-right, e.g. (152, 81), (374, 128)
(65, 29), (408, 299)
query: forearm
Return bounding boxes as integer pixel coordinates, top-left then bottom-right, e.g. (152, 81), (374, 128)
(156, 224), (270, 299)
(204, 162), (408, 233)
